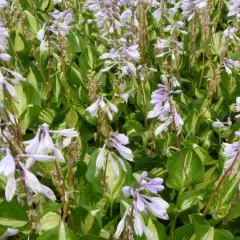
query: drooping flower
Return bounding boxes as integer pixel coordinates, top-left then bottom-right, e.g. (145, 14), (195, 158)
(0, 147), (15, 177)
(95, 132), (133, 176)
(5, 175), (16, 202)
(223, 26), (240, 43)
(109, 132), (133, 161)
(235, 97), (240, 118)
(23, 123), (78, 168)
(19, 162), (56, 201)
(212, 119), (225, 128)
(0, 23), (9, 52)
(156, 38), (183, 60)
(227, 0), (240, 19)
(222, 142), (240, 170)
(115, 171), (169, 239)
(224, 58), (240, 75)
(86, 96), (118, 120)
(181, 0), (208, 21)
(0, 67), (25, 100)
(0, 228), (19, 239)
(148, 76), (183, 136)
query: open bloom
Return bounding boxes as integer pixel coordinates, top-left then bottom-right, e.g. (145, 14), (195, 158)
(156, 38), (183, 61)
(228, 0), (240, 19)
(95, 132), (133, 176)
(23, 123), (78, 168)
(0, 147), (15, 177)
(115, 171), (169, 239)
(0, 22), (9, 52)
(222, 142), (240, 169)
(224, 58), (240, 75)
(19, 163), (56, 201)
(5, 175), (16, 202)
(86, 96), (118, 120)
(235, 97), (240, 118)
(223, 27), (240, 43)
(148, 76), (183, 136)
(181, 0), (207, 21)
(0, 67), (25, 100)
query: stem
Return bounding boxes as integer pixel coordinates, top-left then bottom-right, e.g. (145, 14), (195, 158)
(169, 99), (192, 190)
(102, 151), (109, 196)
(57, 29), (70, 104)
(203, 150), (240, 217)
(199, 52), (205, 88)
(45, 30), (52, 104)
(169, 215), (177, 240)
(139, 81), (148, 127)
(3, 85), (24, 151)
(54, 160), (77, 234)
(125, 204), (134, 240)
(222, 189), (240, 226)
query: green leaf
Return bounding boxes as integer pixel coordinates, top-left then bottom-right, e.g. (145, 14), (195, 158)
(166, 148), (204, 190)
(86, 150), (133, 201)
(0, 199), (28, 228)
(79, 235), (105, 240)
(147, 218), (168, 240)
(68, 30), (88, 53)
(192, 215), (234, 240)
(24, 10), (39, 34)
(178, 189), (210, 211)
(71, 205), (102, 235)
(174, 224), (194, 240)
(99, 217), (118, 239)
(37, 221), (77, 240)
(210, 175), (240, 218)
(40, 212), (61, 231)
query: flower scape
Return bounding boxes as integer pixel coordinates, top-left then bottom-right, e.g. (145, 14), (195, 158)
(0, 0), (240, 239)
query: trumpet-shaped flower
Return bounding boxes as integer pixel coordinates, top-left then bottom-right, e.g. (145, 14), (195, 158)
(20, 163), (56, 201)
(95, 132), (133, 176)
(114, 171), (168, 239)
(224, 58), (240, 75)
(148, 76), (183, 136)
(23, 123), (78, 168)
(0, 148), (15, 177)
(5, 175), (16, 202)
(86, 96), (118, 120)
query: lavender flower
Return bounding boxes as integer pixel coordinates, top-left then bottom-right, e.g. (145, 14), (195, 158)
(115, 171), (169, 239)
(181, 0), (207, 21)
(0, 22), (9, 52)
(23, 123), (78, 168)
(227, 0), (240, 19)
(5, 175), (16, 202)
(100, 40), (140, 77)
(49, 10), (74, 35)
(223, 142), (240, 169)
(212, 119), (231, 128)
(36, 10), (74, 51)
(223, 26), (240, 43)
(0, 228), (18, 239)
(86, 96), (118, 120)
(0, 148), (16, 201)
(223, 58), (240, 75)
(95, 132), (133, 176)
(19, 163), (56, 201)
(0, 148), (15, 177)
(0, 67), (25, 100)
(156, 38), (183, 60)
(235, 97), (240, 118)
(148, 76), (183, 136)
